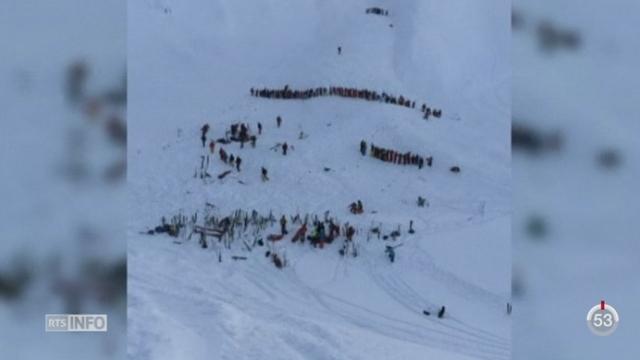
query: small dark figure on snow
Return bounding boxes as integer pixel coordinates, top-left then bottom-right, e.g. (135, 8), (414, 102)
(409, 220), (415, 234)
(209, 140), (216, 154)
(417, 196), (427, 207)
(423, 310), (431, 316)
(250, 135), (257, 148)
(199, 232), (207, 249)
(261, 167), (269, 181)
(239, 124), (248, 148)
(201, 123), (210, 137)
(272, 253), (283, 269)
(507, 302), (512, 315)
(426, 156), (433, 167)
(360, 140), (367, 156)
(276, 116), (282, 128)
(235, 156), (242, 171)
(280, 215), (288, 235)
(258, 122), (263, 134)
(219, 148), (227, 163)
(338, 46), (342, 55)
(385, 245), (395, 263)
(229, 154), (235, 164)
(438, 306), (446, 318)
(282, 142), (288, 156)
(317, 222), (326, 248)
(450, 166), (460, 173)
(346, 226), (355, 241)
(231, 123), (239, 137)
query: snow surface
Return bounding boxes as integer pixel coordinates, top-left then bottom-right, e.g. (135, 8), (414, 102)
(128, 0), (510, 359)
(512, 1), (640, 358)
(0, 1), (126, 359)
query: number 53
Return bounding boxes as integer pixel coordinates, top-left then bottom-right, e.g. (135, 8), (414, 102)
(593, 313), (613, 327)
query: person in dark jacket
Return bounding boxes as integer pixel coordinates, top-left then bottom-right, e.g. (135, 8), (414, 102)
(346, 226), (355, 241)
(280, 215), (288, 235)
(258, 122), (263, 135)
(219, 148), (228, 163)
(316, 222), (327, 248)
(282, 142), (288, 156)
(385, 245), (395, 263)
(235, 156), (242, 171)
(261, 167), (269, 181)
(438, 306), (446, 318)
(360, 140), (367, 156)
(276, 116), (282, 128)
(200, 123), (209, 148)
(239, 124), (248, 148)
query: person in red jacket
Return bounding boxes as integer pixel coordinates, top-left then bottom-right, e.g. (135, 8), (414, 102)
(209, 140), (215, 154)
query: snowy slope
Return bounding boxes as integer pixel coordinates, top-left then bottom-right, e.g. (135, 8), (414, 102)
(512, 1), (640, 358)
(128, 1), (510, 359)
(1, 1), (126, 359)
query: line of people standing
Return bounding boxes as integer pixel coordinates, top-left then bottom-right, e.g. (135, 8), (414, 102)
(250, 85), (435, 115)
(421, 103), (442, 120)
(366, 141), (432, 169)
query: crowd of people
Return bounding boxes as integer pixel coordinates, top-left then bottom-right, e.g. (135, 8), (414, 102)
(349, 200), (364, 214)
(421, 103), (443, 120)
(198, 113), (294, 182)
(227, 122), (258, 148)
(217, 147), (242, 172)
(250, 85), (430, 113)
(198, 120), (270, 176)
(368, 142), (432, 169)
(365, 7), (389, 16)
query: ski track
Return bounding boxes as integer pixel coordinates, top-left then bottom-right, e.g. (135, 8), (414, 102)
(285, 260), (510, 360)
(366, 258), (509, 345)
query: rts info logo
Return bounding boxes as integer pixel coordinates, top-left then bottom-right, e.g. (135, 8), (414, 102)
(45, 314), (108, 332)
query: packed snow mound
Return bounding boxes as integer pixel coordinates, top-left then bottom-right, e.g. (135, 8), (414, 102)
(128, 0), (510, 359)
